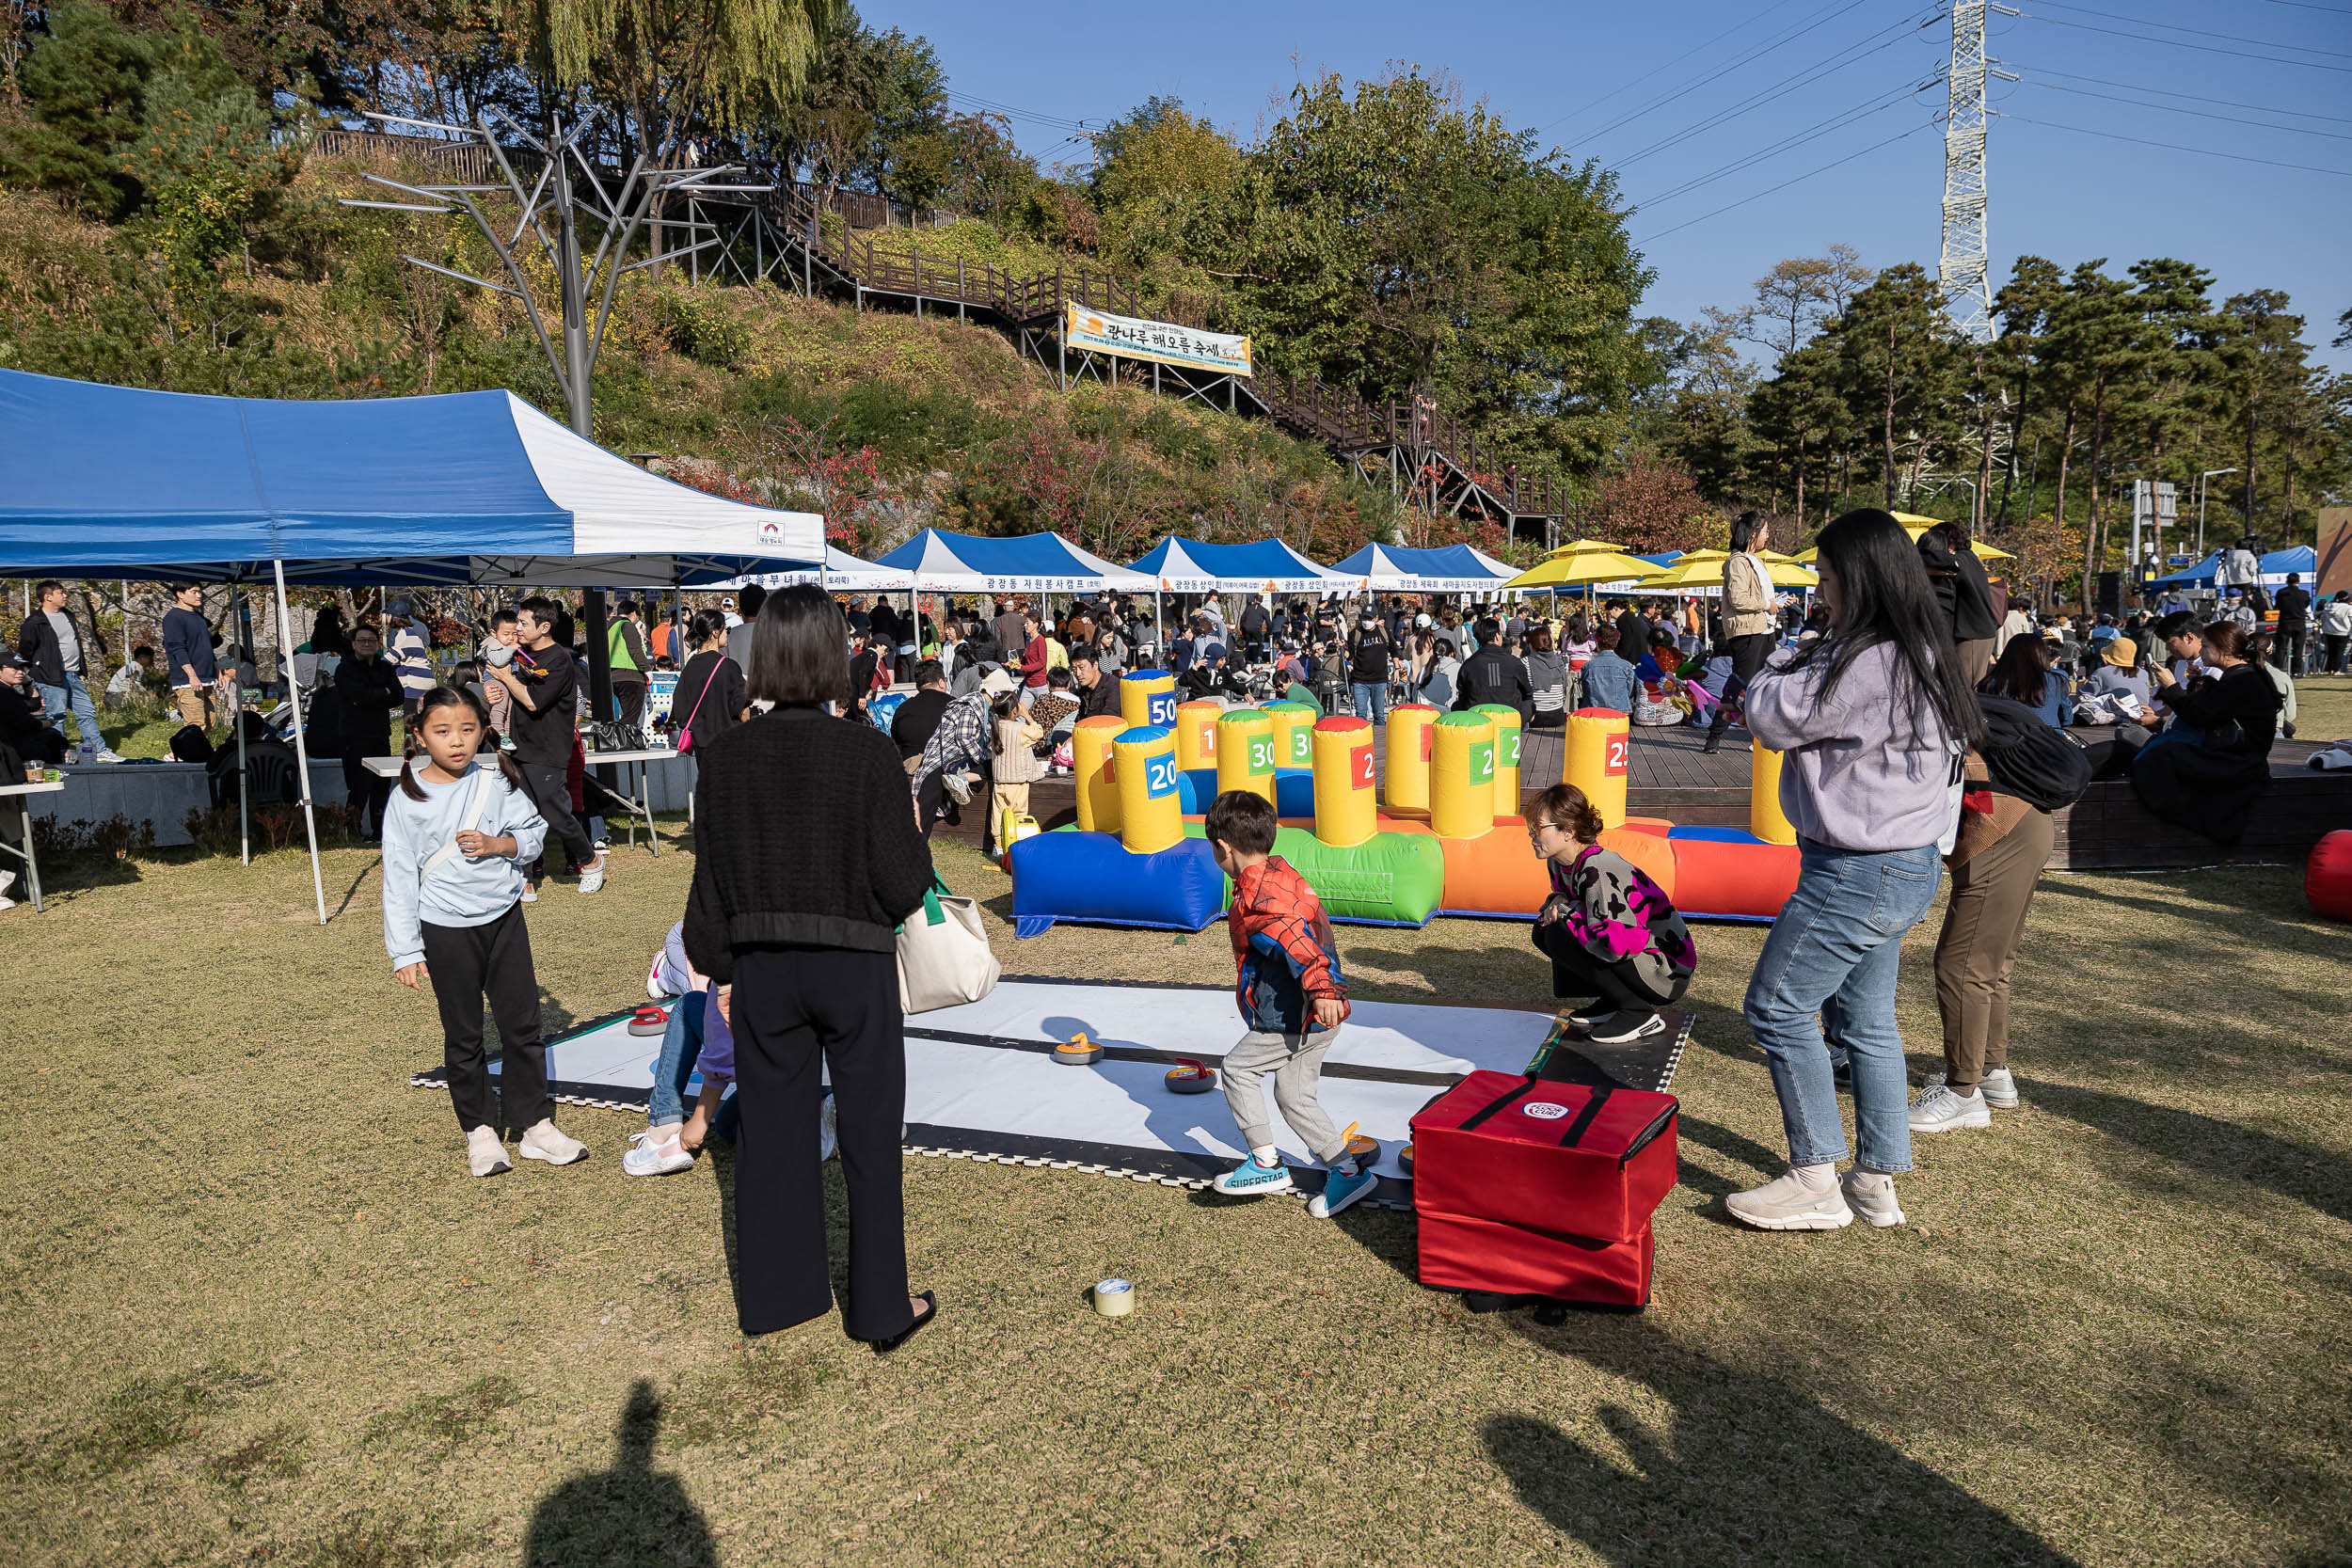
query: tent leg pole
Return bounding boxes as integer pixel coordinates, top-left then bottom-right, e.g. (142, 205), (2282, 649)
(234, 673), (249, 866)
(276, 561), (326, 925)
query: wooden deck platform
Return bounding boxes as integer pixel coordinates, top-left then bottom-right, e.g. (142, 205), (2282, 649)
(930, 718), (2352, 873)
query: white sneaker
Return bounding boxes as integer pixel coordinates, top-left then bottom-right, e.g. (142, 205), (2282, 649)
(1842, 1168), (1906, 1227)
(577, 854), (606, 895)
(520, 884), (540, 904)
(1909, 1082), (1993, 1133)
(0, 870), (15, 898)
(622, 1128), (693, 1177)
(646, 952), (673, 1001)
(467, 1126), (513, 1178)
(1726, 1167), (1853, 1231)
(941, 770), (973, 805)
(96, 750), (127, 764)
(518, 1118), (588, 1165)
(1925, 1067), (2017, 1109)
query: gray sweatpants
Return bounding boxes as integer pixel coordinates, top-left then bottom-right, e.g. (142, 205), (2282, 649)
(1220, 1026), (1346, 1164)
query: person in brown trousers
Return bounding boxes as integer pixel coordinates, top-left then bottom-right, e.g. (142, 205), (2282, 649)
(1909, 746), (2055, 1132)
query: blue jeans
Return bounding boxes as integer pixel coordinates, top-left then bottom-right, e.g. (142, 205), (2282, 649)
(36, 673), (103, 753)
(1351, 682), (1390, 724)
(646, 991), (739, 1136)
(1742, 839), (1942, 1174)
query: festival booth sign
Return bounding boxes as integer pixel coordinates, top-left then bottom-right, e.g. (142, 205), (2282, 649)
(1328, 543), (1521, 595)
(707, 546), (914, 593)
(1063, 303), (1253, 378)
(0, 368), (824, 921)
(873, 528), (1156, 594)
(1127, 537), (1351, 594)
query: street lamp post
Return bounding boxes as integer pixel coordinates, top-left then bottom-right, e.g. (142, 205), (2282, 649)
(2196, 467), (2238, 561)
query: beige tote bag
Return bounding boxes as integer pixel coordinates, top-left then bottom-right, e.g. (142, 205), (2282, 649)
(897, 877), (1002, 1014)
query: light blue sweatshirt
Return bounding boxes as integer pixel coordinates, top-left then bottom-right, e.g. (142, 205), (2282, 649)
(380, 760), (548, 970)
(1745, 641), (1957, 852)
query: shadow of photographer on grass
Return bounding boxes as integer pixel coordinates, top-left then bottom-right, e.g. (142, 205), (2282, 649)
(522, 1380), (715, 1568)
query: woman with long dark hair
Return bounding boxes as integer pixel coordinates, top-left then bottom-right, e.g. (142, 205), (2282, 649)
(1703, 510), (1779, 754)
(1979, 634), (2069, 728)
(670, 610), (745, 754)
(683, 586), (940, 1351)
(2127, 619), (2282, 844)
(1732, 509), (1984, 1232)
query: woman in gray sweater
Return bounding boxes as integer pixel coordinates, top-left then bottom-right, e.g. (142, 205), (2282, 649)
(1730, 509), (1985, 1235)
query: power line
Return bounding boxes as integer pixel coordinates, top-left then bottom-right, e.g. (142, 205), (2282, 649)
(1637, 82), (1928, 207)
(2020, 12), (2352, 72)
(2017, 76), (2352, 139)
(1633, 123), (1935, 245)
(2260, 0), (2352, 13)
(1558, 0), (1883, 151)
(1538, 0), (1815, 135)
(2032, 0), (2352, 59)
(1612, 13), (1934, 169)
(2021, 65), (2352, 125)
(2004, 113), (2352, 176)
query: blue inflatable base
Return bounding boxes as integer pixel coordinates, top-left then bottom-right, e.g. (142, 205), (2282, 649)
(1009, 831), (1228, 937)
(1174, 767), (1315, 816)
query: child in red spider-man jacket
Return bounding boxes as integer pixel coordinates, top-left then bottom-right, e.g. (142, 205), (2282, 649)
(1200, 789), (1377, 1218)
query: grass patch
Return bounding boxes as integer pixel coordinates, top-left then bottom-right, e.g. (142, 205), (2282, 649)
(1, 816), (2347, 1564)
(362, 1375), (522, 1449)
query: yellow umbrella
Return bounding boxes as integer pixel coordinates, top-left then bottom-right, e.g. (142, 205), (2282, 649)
(1541, 537), (1630, 558)
(1639, 556), (1819, 590)
(1504, 546), (1663, 591)
(1792, 531), (2013, 563)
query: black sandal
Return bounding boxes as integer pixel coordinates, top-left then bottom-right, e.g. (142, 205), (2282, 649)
(871, 1291), (938, 1354)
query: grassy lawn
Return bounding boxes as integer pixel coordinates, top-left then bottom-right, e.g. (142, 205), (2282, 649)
(3, 756), (2349, 1565)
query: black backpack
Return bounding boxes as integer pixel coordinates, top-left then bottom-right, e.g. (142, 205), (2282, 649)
(1975, 694), (2090, 813)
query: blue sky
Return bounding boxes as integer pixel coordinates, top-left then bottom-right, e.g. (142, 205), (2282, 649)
(883, 0), (2351, 372)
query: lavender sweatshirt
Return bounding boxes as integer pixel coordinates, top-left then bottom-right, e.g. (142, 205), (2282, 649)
(1744, 640), (1958, 852)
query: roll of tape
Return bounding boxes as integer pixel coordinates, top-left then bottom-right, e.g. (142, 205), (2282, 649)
(1054, 1031), (1104, 1067)
(627, 1006), (670, 1037)
(1094, 1278), (1135, 1317)
(1165, 1058), (1217, 1094)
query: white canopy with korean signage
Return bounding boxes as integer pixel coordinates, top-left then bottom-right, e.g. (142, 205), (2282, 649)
(873, 529), (1156, 594)
(1127, 536), (1348, 593)
(1327, 543), (1519, 594)
(707, 546), (914, 593)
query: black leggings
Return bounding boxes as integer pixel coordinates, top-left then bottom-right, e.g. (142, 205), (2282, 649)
(1534, 920), (1684, 1022)
(517, 759), (595, 870)
(342, 752), (392, 837)
(421, 903), (548, 1134)
(731, 946), (913, 1342)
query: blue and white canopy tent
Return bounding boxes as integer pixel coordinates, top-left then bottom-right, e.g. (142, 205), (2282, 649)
(875, 528), (1156, 594)
(0, 369), (825, 921)
(2149, 546), (2317, 590)
(1327, 542), (1520, 595)
(1128, 537), (1349, 594)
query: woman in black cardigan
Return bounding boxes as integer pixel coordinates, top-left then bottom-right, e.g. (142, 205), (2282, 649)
(684, 585), (940, 1350)
(2128, 619), (2281, 845)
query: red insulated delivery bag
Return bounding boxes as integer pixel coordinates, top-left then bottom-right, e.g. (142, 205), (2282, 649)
(1410, 1071), (1678, 1245)
(1414, 1209), (1655, 1308)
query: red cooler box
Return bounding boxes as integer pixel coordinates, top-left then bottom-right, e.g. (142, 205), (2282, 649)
(1410, 1072), (1678, 1307)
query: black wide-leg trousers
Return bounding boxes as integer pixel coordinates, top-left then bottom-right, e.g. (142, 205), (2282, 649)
(731, 946), (913, 1342)
(420, 903), (548, 1134)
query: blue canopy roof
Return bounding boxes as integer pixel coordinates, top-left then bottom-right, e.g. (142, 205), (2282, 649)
(0, 369), (823, 585)
(1128, 537), (1344, 592)
(2150, 546), (2316, 588)
(1328, 542), (1517, 592)
(874, 529), (1154, 592)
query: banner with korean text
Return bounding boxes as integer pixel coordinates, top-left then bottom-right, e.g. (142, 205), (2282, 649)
(1064, 303), (1253, 378)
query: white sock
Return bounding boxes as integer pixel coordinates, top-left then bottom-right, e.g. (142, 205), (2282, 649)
(1791, 1162), (1838, 1192)
(1848, 1166), (1895, 1189)
(1251, 1145), (1279, 1166)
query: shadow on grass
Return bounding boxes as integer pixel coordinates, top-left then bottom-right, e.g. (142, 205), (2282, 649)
(2029, 1078), (2352, 1225)
(520, 1381), (714, 1568)
(1487, 1322), (2080, 1567)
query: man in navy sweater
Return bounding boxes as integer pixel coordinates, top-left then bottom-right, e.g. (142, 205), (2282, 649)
(162, 583), (225, 734)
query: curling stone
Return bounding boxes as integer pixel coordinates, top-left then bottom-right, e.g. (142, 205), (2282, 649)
(1341, 1121), (1381, 1170)
(1398, 1142), (1414, 1175)
(627, 1006), (670, 1037)
(1054, 1031), (1104, 1067)
(1165, 1058), (1217, 1094)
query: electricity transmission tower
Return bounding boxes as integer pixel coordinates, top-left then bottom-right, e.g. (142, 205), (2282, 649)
(1937, 1), (2004, 345)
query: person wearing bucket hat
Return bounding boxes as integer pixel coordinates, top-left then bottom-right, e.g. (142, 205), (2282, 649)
(2086, 635), (2153, 711)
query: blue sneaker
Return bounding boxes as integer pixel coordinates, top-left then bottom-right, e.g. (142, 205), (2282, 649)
(1212, 1154), (1295, 1198)
(1309, 1164), (1378, 1219)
